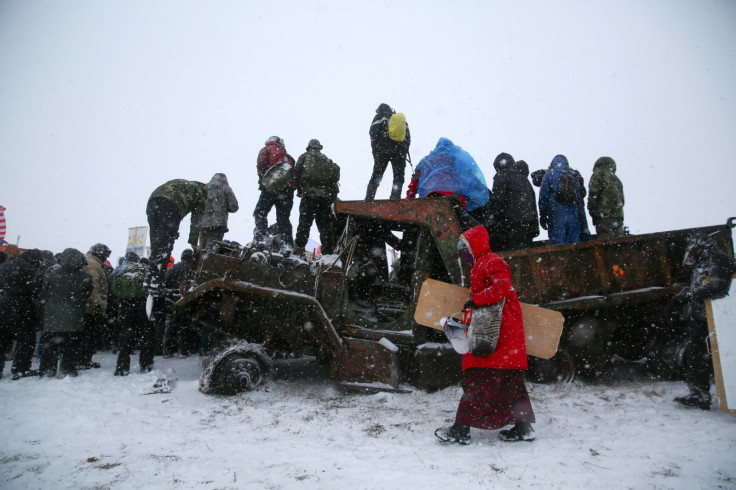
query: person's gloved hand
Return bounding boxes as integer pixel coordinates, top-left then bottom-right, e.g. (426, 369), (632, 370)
(674, 288), (694, 303)
(540, 215), (548, 230)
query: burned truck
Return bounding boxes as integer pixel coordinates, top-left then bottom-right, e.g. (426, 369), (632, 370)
(174, 198), (735, 394)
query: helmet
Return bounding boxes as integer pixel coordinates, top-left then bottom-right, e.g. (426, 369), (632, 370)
(307, 139), (323, 150)
(89, 243), (111, 261)
(181, 249), (195, 263)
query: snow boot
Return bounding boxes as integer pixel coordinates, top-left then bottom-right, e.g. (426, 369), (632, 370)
(435, 422), (471, 445)
(11, 369), (38, 381)
(59, 368), (78, 378)
(674, 392), (711, 410)
(11, 369), (38, 380)
(114, 368), (129, 376)
(499, 423), (536, 442)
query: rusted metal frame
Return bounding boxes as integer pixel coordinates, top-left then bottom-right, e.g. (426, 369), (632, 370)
(177, 279), (344, 379)
(335, 199), (465, 284)
(653, 241), (673, 287)
(592, 247), (612, 295)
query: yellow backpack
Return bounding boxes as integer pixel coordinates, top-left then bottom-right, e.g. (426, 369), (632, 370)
(388, 113), (407, 142)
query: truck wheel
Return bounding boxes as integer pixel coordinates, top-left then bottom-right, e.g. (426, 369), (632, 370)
(527, 349), (575, 384)
(212, 353), (267, 395)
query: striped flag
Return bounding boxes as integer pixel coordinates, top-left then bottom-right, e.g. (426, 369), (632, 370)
(0, 206), (6, 244)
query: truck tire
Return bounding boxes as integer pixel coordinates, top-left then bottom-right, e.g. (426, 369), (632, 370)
(199, 342), (273, 395)
(213, 353), (266, 395)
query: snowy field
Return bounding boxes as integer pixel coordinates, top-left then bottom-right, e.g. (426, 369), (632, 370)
(1, 353), (735, 489)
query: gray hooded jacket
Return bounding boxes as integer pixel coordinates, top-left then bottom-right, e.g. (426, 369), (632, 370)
(201, 173), (239, 231)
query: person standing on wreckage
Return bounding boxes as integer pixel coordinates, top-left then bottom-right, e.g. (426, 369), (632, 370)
(435, 225), (536, 444)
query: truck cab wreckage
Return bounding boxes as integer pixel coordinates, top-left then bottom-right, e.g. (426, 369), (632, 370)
(174, 198), (735, 395)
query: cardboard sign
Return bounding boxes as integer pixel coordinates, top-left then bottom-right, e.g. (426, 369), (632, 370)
(705, 277), (736, 414)
(414, 278), (564, 360)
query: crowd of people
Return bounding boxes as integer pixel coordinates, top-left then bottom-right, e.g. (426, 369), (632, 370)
(248, 103), (627, 257)
(0, 243), (202, 379)
(10, 101), (727, 445)
(0, 102), (630, 382)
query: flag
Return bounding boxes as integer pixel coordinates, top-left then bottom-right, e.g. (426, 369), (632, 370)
(0, 206), (6, 244)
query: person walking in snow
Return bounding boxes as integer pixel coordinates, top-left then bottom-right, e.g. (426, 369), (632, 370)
(38, 248), (93, 378)
(293, 139), (341, 256)
(253, 136), (296, 247)
(669, 232), (736, 410)
(435, 225), (536, 444)
(365, 103), (411, 200)
(486, 153), (539, 251)
(199, 173), (239, 250)
(587, 156), (625, 238)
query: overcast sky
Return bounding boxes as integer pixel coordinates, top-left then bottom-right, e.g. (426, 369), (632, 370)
(1, 0), (735, 262)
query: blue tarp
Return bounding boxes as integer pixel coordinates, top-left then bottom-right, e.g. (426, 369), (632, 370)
(417, 137), (488, 211)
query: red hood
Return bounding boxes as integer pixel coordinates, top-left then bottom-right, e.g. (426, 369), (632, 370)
(462, 225), (491, 259)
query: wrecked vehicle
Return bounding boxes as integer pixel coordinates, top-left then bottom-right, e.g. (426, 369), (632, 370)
(174, 198), (735, 394)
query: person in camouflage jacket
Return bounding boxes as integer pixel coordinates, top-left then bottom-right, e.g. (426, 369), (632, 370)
(146, 179), (207, 281)
(293, 139), (340, 255)
(587, 156), (625, 238)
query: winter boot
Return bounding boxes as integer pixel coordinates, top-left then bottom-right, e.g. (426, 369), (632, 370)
(674, 392), (711, 410)
(114, 368), (129, 376)
(11, 369), (38, 380)
(59, 368), (78, 378)
(435, 422), (471, 445)
(499, 422), (536, 442)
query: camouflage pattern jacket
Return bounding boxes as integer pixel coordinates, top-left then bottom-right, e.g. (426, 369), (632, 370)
(587, 157), (624, 222)
(149, 179), (208, 245)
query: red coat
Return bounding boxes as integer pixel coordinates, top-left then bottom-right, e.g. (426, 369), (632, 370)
(257, 140), (296, 189)
(461, 225), (528, 371)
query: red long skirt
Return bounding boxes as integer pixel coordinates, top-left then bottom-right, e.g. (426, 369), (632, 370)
(455, 368), (535, 430)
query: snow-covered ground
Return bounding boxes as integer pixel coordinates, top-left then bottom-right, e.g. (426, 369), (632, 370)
(1, 352), (735, 489)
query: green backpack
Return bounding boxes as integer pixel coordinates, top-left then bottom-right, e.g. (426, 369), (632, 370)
(111, 262), (148, 298)
(303, 153), (340, 187)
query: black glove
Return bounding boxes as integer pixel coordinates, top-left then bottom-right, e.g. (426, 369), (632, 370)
(540, 216), (548, 230)
(592, 216), (600, 227)
(674, 288), (694, 303)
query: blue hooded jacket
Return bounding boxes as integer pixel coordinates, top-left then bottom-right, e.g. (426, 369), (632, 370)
(538, 155), (582, 244)
(416, 138), (488, 212)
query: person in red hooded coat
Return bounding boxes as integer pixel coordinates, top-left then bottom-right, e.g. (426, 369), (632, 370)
(435, 225), (536, 444)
